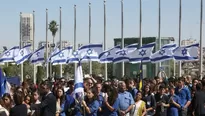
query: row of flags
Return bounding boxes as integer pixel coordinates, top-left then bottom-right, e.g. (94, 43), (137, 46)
(0, 42), (199, 65)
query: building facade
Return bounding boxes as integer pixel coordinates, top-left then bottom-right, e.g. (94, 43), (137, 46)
(181, 38), (197, 46)
(113, 37), (174, 78)
(20, 13), (33, 46)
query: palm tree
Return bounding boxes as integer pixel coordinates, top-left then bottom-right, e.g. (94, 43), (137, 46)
(48, 20), (58, 44)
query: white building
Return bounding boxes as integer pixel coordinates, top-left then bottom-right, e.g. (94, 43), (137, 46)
(181, 38), (197, 46)
(20, 13), (33, 46)
(56, 41), (70, 49)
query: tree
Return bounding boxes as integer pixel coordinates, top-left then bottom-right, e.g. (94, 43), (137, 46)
(48, 20), (58, 44)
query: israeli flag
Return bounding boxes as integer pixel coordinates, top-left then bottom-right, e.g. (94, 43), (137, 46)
(78, 43), (103, 62)
(173, 43), (199, 61)
(29, 46), (45, 64)
(150, 44), (176, 63)
(48, 47), (60, 62)
(67, 50), (80, 64)
(14, 44), (32, 65)
(113, 43), (138, 63)
(129, 42), (155, 63)
(99, 45), (121, 63)
(50, 46), (73, 65)
(73, 63), (84, 101)
(0, 46), (20, 63)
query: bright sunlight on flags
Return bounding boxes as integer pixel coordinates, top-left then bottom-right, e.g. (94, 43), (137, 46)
(151, 44), (176, 63)
(67, 50), (80, 63)
(173, 43), (199, 61)
(48, 47), (60, 62)
(129, 42), (155, 64)
(29, 46), (45, 64)
(99, 45), (121, 63)
(0, 46), (19, 63)
(78, 43), (103, 62)
(14, 44), (32, 65)
(50, 46), (73, 65)
(0, 68), (11, 96)
(113, 43), (138, 63)
(73, 63), (84, 101)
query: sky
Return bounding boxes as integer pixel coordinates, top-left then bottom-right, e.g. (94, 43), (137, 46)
(0, 0), (204, 50)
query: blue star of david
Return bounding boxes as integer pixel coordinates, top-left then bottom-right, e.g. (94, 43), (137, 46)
(105, 51), (111, 56)
(36, 52), (40, 57)
(59, 52), (64, 58)
(73, 51), (78, 57)
(159, 49), (165, 55)
(5, 51), (10, 56)
(20, 50), (24, 56)
(87, 49), (92, 55)
(182, 48), (187, 56)
(139, 49), (146, 56)
(119, 50), (126, 56)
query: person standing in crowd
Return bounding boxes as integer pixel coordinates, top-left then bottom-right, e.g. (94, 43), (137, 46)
(10, 91), (27, 116)
(175, 77), (191, 116)
(94, 83), (105, 116)
(56, 87), (66, 116)
(168, 86), (181, 116)
(82, 88), (99, 116)
(118, 81), (134, 116)
(127, 79), (138, 99)
(0, 99), (9, 116)
(2, 93), (12, 115)
(193, 82), (205, 116)
(142, 85), (156, 116)
(23, 95), (32, 115)
(155, 85), (169, 116)
(132, 91), (146, 116)
(31, 89), (41, 116)
(103, 86), (119, 116)
(30, 80), (56, 116)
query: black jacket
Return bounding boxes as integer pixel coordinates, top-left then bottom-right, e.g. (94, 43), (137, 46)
(193, 90), (205, 115)
(31, 92), (56, 116)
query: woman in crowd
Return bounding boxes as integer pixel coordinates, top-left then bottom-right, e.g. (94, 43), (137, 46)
(132, 91), (146, 116)
(56, 87), (66, 116)
(31, 89), (41, 116)
(2, 93), (12, 114)
(10, 91), (27, 116)
(23, 95), (32, 115)
(82, 87), (99, 116)
(142, 85), (156, 116)
(103, 87), (119, 116)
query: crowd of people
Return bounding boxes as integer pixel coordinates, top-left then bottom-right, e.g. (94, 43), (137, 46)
(0, 74), (205, 116)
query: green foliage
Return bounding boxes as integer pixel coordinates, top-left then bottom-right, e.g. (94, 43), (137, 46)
(36, 66), (45, 83)
(3, 63), (20, 77)
(52, 65), (60, 78)
(49, 20), (58, 37)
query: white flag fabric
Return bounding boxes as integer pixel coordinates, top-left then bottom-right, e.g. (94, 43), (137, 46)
(173, 43), (199, 61)
(151, 44), (176, 63)
(113, 43), (138, 63)
(50, 46), (73, 65)
(14, 44), (32, 64)
(48, 47), (60, 62)
(99, 45), (121, 63)
(129, 42), (155, 63)
(73, 63), (84, 100)
(67, 50), (80, 64)
(0, 46), (19, 63)
(78, 43), (103, 62)
(29, 46), (45, 64)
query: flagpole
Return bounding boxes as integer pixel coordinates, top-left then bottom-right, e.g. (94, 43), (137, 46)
(178, 0), (182, 77)
(199, 0), (203, 79)
(74, 5), (77, 74)
(89, 2), (92, 75)
(46, 9), (49, 78)
(139, 0), (142, 47)
(121, 0), (125, 78)
(33, 10), (36, 84)
(104, 0), (108, 80)
(59, 7), (63, 78)
(158, 0), (161, 75)
(20, 12), (24, 82)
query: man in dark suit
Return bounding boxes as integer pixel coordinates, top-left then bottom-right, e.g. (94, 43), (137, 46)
(30, 80), (56, 116)
(193, 81), (205, 116)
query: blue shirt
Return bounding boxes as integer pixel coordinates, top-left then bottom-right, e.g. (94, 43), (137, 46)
(128, 88), (138, 99)
(175, 86), (191, 107)
(60, 101), (66, 116)
(118, 91), (134, 111)
(86, 100), (100, 116)
(97, 92), (104, 116)
(103, 97), (120, 116)
(168, 94), (182, 116)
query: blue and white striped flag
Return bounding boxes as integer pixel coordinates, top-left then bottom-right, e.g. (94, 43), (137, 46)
(29, 46), (45, 64)
(129, 42), (155, 63)
(50, 46), (73, 65)
(151, 44), (176, 63)
(99, 45), (121, 63)
(73, 63), (84, 101)
(113, 43), (138, 63)
(48, 47), (60, 62)
(0, 46), (19, 63)
(67, 50), (80, 64)
(78, 43), (103, 62)
(14, 44), (32, 65)
(173, 43), (199, 61)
